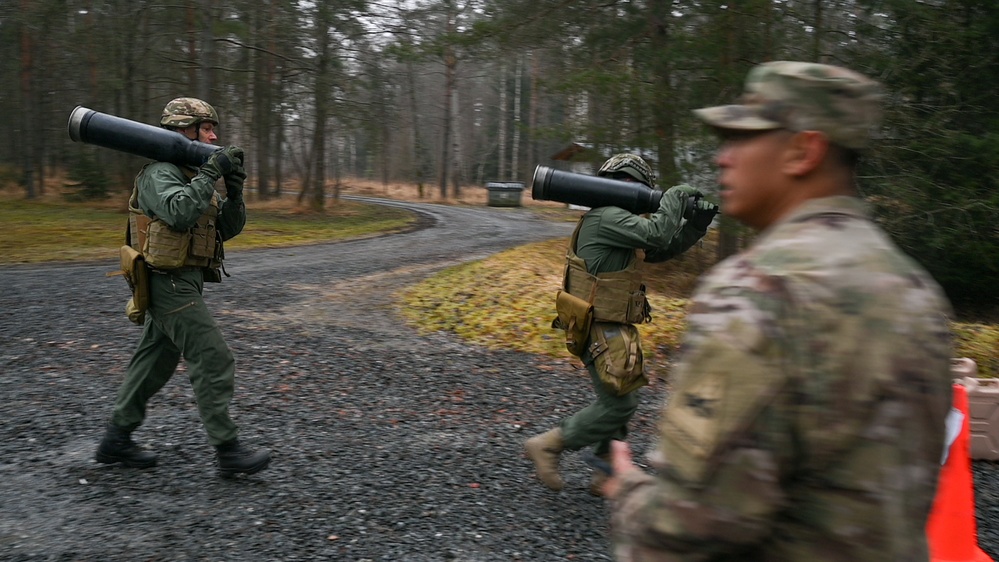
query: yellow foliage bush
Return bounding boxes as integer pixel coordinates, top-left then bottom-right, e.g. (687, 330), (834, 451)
(952, 322), (999, 378)
(398, 237), (999, 381)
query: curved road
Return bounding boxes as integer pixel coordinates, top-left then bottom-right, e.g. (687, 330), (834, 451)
(3, 198), (997, 560)
(2, 199), (635, 562)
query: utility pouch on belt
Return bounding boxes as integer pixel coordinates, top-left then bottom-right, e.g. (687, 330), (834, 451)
(116, 245), (149, 325)
(553, 289), (594, 357)
(587, 322), (647, 396)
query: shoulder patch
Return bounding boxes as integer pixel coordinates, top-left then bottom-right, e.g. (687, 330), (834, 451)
(661, 319), (787, 486)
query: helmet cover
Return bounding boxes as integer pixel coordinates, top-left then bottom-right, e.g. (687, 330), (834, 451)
(597, 153), (656, 188)
(160, 97), (220, 128)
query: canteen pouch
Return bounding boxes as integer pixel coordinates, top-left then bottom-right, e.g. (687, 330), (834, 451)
(142, 219), (190, 269)
(553, 289), (593, 357)
(587, 322), (647, 396)
(119, 245), (149, 325)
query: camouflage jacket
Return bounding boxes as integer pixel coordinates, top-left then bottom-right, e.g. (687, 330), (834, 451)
(136, 161), (245, 242)
(611, 196), (953, 561)
(575, 190), (707, 275)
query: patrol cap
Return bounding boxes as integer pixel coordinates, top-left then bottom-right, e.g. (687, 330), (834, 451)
(693, 61), (883, 150)
(160, 97), (220, 128)
(597, 153), (657, 188)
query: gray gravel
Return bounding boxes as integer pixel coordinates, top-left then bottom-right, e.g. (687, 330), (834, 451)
(1, 197), (997, 561)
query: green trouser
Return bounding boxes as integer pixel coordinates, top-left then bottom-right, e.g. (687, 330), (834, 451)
(111, 268), (238, 446)
(560, 346), (640, 457)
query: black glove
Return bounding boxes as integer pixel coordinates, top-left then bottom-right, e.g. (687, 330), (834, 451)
(688, 199), (719, 231)
(224, 165), (247, 199)
(664, 184), (702, 219)
(200, 145), (244, 181)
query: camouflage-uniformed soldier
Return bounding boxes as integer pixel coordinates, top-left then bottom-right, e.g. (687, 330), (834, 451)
(525, 154), (717, 495)
(605, 62), (954, 560)
(95, 98), (271, 477)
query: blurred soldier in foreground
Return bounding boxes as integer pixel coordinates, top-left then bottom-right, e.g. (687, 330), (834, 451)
(525, 153), (717, 494)
(605, 62), (954, 560)
(95, 98), (271, 477)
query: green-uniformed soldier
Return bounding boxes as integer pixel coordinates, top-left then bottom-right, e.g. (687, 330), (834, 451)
(95, 97), (270, 477)
(525, 153), (717, 494)
(605, 62), (954, 560)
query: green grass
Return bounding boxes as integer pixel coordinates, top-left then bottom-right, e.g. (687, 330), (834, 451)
(0, 197), (414, 264)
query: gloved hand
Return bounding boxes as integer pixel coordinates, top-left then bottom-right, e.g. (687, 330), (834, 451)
(688, 199), (719, 231)
(666, 184), (702, 199)
(664, 184), (703, 219)
(200, 145), (244, 181)
(224, 165), (247, 199)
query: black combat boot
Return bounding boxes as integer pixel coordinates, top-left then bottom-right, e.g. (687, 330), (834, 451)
(95, 423), (158, 468)
(215, 439), (271, 477)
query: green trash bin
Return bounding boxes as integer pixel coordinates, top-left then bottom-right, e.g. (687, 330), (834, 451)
(486, 182), (524, 207)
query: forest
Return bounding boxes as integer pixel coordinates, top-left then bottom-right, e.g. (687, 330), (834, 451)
(1, 0), (997, 311)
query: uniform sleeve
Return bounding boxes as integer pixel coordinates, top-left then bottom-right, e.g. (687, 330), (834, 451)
(644, 221), (709, 264)
(217, 195), (246, 241)
(611, 269), (794, 559)
(137, 162), (219, 231)
(591, 189), (695, 252)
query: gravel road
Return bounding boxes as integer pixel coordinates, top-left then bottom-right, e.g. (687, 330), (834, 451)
(1, 197), (997, 561)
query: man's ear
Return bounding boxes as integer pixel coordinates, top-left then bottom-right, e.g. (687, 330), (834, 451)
(782, 131), (829, 177)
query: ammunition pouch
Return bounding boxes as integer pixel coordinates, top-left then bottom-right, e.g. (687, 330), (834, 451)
(562, 218), (651, 325)
(128, 171), (221, 273)
(553, 289), (594, 357)
(587, 322), (647, 396)
(143, 219), (192, 269)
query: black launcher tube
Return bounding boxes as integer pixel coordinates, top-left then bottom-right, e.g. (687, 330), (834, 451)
(68, 106), (219, 167)
(530, 165), (663, 215)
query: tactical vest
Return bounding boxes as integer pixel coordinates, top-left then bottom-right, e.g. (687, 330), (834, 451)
(562, 218), (651, 325)
(127, 164), (222, 273)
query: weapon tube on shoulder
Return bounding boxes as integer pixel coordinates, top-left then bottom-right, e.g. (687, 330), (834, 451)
(68, 106), (220, 167)
(531, 165), (663, 215)
(531, 165), (717, 220)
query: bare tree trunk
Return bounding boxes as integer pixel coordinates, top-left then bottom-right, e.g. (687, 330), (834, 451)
(438, 2), (457, 198)
(186, 1), (199, 95)
(439, 45), (455, 198)
(528, 50), (540, 177)
(252, 2), (272, 200)
(498, 61), (507, 182)
(649, 6), (678, 187)
(274, 77), (285, 197)
(311, 100), (328, 210)
(451, 89), (462, 197)
(511, 54), (522, 182)
(198, 0), (214, 102)
(19, 0), (36, 198)
(310, 7), (332, 210)
(406, 61), (428, 198)
(333, 131), (342, 200)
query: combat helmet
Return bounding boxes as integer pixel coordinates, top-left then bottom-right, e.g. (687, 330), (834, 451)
(597, 153), (656, 188)
(160, 97), (219, 128)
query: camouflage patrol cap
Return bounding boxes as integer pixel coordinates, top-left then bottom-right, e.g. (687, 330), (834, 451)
(160, 97), (220, 128)
(693, 61), (883, 150)
(597, 153), (657, 188)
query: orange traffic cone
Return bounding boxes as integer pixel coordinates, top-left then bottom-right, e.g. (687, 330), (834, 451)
(927, 382), (993, 562)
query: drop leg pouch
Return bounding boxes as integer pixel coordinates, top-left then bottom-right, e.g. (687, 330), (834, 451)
(587, 322), (647, 396)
